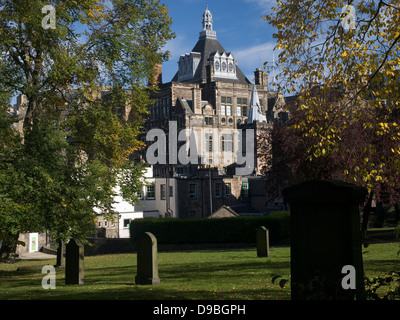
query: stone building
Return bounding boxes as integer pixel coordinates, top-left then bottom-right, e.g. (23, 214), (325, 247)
(9, 6), (290, 250)
(141, 6), (289, 218)
(94, 166), (179, 238)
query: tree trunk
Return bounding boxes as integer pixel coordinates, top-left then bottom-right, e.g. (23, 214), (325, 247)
(361, 191), (374, 244)
(23, 97), (41, 140)
(395, 204), (400, 224)
(0, 233), (20, 263)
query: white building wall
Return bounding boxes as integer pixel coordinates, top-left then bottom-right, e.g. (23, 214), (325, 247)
(118, 212), (144, 238)
(110, 167), (179, 238)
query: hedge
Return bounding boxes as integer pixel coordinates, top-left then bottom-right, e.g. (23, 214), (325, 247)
(130, 211), (290, 244)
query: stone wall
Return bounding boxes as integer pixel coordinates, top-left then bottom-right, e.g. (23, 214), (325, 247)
(16, 232), (48, 255)
(176, 173), (243, 218)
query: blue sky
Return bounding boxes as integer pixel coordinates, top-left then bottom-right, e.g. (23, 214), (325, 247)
(161, 0), (278, 85)
(9, 0), (278, 106)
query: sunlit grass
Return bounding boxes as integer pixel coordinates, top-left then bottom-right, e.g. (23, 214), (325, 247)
(0, 247), (291, 300)
(0, 242), (398, 300)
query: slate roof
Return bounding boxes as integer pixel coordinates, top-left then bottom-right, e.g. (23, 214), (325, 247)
(209, 204), (264, 218)
(177, 98), (194, 114)
(176, 98), (210, 114)
(172, 36), (251, 85)
(228, 204), (263, 216)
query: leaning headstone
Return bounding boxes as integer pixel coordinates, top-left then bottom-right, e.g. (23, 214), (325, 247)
(65, 239), (84, 285)
(256, 226), (270, 257)
(135, 232), (160, 285)
(283, 180), (367, 300)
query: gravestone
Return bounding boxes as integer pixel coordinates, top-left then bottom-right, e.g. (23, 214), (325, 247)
(65, 239), (84, 285)
(55, 240), (64, 268)
(282, 180), (367, 300)
(135, 232), (160, 285)
(256, 226), (270, 257)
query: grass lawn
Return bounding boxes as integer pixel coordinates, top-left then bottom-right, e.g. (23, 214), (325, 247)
(0, 242), (399, 300)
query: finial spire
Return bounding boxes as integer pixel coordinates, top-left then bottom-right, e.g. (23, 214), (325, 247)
(248, 84), (267, 123)
(200, 5), (216, 39)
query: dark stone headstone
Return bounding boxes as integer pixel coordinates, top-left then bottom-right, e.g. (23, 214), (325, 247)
(55, 240), (64, 268)
(256, 226), (270, 257)
(135, 232), (160, 285)
(65, 239), (84, 285)
(283, 180), (367, 300)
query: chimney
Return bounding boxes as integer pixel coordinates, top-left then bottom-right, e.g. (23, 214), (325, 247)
(206, 61), (214, 84)
(155, 63), (163, 84)
(254, 68), (268, 86)
(149, 63), (163, 86)
(192, 85), (201, 114)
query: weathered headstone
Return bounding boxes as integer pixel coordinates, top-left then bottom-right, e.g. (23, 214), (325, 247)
(256, 226), (270, 257)
(282, 180), (367, 300)
(135, 232), (160, 285)
(65, 239), (84, 285)
(55, 240), (64, 268)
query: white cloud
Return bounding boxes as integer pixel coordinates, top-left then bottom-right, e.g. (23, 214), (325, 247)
(234, 42), (277, 70)
(161, 34), (193, 82)
(243, 0), (278, 14)
(163, 34), (191, 61)
(234, 41), (283, 85)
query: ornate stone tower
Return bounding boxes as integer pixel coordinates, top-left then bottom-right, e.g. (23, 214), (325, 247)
(200, 5), (216, 39)
(175, 5), (249, 84)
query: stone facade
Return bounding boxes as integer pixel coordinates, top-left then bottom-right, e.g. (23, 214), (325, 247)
(175, 168), (243, 218)
(8, 7), (290, 249)
(209, 205), (239, 218)
(16, 232), (49, 255)
(140, 7), (289, 218)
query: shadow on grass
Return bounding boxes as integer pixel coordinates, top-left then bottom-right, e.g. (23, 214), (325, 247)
(364, 259), (400, 275)
(7, 283), (290, 300)
(161, 261), (289, 279)
(0, 248), (293, 300)
(78, 259), (290, 286)
(0, 259), (290, 300)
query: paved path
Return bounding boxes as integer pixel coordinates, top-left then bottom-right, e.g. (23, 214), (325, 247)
(18, 251), (57, 260)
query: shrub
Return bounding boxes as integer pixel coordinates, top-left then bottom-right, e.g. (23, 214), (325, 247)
(130, 211), (290, 244)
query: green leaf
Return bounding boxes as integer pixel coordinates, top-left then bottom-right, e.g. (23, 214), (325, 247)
(0, 0), (174, 250)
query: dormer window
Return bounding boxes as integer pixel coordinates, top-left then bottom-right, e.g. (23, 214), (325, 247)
(178, 52), (201, 82)
(174, 6), (251, 85)
(222, 62), (227, 71)
(209, 51), (237, 80)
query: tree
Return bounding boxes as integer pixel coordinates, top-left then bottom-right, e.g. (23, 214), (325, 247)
(265, 87), (400, 239)
(0, 0), (174, 261)
(264, 1), (400, 235)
